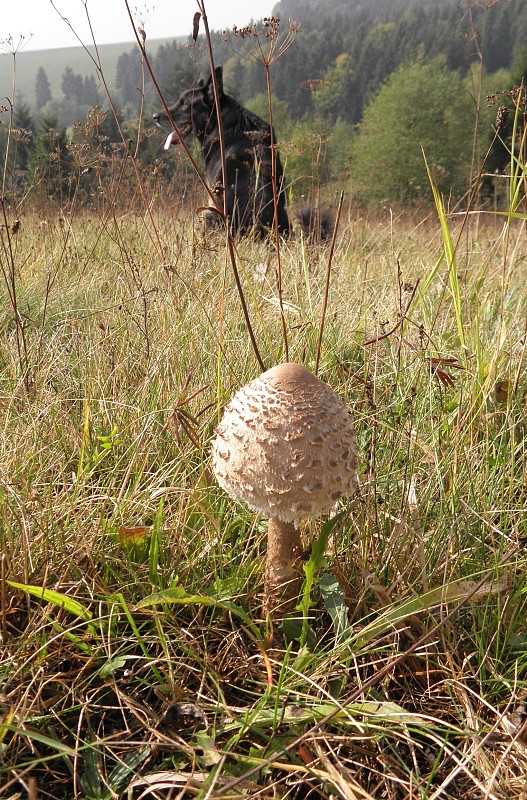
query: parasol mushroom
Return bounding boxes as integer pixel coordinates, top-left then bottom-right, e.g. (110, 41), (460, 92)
(211, 362), (358, 614)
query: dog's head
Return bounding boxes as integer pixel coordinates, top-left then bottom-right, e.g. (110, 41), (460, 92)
(153, 67), (224, 149)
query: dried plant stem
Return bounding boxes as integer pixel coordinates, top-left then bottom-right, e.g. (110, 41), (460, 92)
(50, 0), (165, 261)
(314, 190), (344, 375)
(198, 1), (265, 371)
(0, 198), (31, 391)
(125, 0), (265, 372)
(264, 63), (289, 361)
(1, 554), (6, 644)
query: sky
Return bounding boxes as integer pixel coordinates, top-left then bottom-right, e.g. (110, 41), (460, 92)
(2, 0), (278, 52)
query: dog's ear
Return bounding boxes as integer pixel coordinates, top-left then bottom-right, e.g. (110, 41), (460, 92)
(213, 66), (224, 91)
(205, 66), (224, 101)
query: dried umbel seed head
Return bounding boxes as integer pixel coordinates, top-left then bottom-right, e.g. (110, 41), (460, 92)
(495, 105), (509, 131)
(210, 180), (224, 200)
(212, 362), (358, 524)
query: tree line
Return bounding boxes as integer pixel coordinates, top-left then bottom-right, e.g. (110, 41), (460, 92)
(1, 0), (526, 209)
(33, 65), (102, 125)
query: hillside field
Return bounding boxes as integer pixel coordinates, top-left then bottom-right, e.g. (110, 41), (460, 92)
(0, 37), (176, 109)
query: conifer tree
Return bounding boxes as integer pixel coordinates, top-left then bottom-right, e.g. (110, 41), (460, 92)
(28, 113), (73, 203)
(61, 67), (84, 104)
(12, 102), (35, 172)
(35, 67), (52, 111)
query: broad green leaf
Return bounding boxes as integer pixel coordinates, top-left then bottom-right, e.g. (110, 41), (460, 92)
(134, 588), (260, 637)
(355, 577), (509, 647)
(223, 700), (436, 730)
(319, 573), (351, 644)
(298, 510), (349, 647)
(80, 746), (102, 798)
(97, 655), (129, 679)
(192, 732), (222, 766)
(84, 746), (153, 800)
(106, 745), (152, 794)
(7, 581), (95, 635)
(280, 615), (317, 648)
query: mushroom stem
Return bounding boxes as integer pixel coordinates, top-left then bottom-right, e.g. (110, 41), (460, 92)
(264, 519), (303, 614)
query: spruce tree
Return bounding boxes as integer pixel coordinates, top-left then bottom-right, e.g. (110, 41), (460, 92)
(28, 113), (73, 204)
(35, 67), (52, 111)
(12, 102), (35, 172)
(61, 67), (83, 103)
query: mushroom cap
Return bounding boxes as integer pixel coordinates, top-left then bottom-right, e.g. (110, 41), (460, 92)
(211, 362), (358, 523)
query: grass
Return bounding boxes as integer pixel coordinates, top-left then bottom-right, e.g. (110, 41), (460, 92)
(1, 200), (527, 799)
(1, 13), (527, 795)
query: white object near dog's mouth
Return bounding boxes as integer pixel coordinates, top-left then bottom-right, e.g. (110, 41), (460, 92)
(164, 131), (176, 150)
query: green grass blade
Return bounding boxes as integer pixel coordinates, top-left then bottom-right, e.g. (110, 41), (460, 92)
(422, 147), (465, 347)
(0, 723), (77, 756)
(354, 576), (508, 647)
(7, 580), (95, 635)
(148, 498), (164, 588)
(134, 587), (261, 638)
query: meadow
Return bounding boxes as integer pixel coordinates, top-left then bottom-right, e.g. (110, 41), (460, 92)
(1, 191), (527, 798)
(2, 12), (527, 794)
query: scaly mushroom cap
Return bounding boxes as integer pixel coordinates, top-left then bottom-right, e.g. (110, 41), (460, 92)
(212, 362), (358, 523)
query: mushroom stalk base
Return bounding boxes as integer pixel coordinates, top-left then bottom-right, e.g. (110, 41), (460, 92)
(264, 518), (302, 614)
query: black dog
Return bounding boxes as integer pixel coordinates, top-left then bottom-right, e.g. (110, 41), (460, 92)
(153, 67), (290, 236)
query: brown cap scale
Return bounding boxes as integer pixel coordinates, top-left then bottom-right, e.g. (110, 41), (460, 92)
(212, 362), (358, 613)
